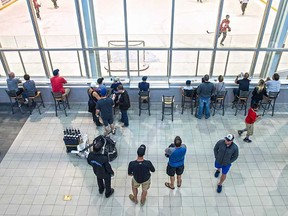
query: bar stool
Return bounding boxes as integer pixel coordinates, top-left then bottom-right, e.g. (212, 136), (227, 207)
(260, 91), (280, 116)
(181, 89), (194, 115)
(232, 90), (250, 116)
(138, 91), (150, 116)
(161, 95), (174, 121)
(212, 90), (227, 116)
(27, 90), (45, 114)
(5, 89), (24, 114)
(51, 91), (70, 116)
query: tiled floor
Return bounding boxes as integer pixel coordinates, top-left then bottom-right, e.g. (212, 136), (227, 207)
(0, 102), (288, 216)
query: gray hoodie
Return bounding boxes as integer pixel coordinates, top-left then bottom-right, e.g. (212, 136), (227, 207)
(214, 139), (239, 166)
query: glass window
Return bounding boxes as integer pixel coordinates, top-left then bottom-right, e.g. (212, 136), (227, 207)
(276, 35), (288, 74)
(93, 0), (125, 47)
(0, 59), (6, 77)
(171, 51), (198, 76)
(0, 1), (37, 49)
(173, 0), (218, 48)
(198, 51), (212, 77)
(4, 51), (26, 76)
(225, 51), (254, 77)
(220, 1), (267, 48)
(48, 51), (83, 77)
(126, 0), (171, 48)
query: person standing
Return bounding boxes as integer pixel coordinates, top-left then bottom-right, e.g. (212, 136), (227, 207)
(51, 0), (59, 9)
(214, 134), (239, 193)
(88, 82), (102, 126)
(196, 74), (214, 119)
(96, 88), (116, 136)
(117, 85), (130, 127)
(240, 0), (249, 15)
(238, 103), (261, 143)
(218, 15), (231, 46)
(128, 145), (155, 206)
(87, 141), (115, 198)
(33, 0), (41, 20)
(50, 69), (70, 96)
(165, 136), (187, 189)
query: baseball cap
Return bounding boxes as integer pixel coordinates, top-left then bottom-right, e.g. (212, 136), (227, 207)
(114, 77), (120, 82)
(186, 80), (191, 85)
(225, 134), (234, 142)
(142, 76), (148, 81)
(137, 144), (146, 157)
(53, 69), (59, 76)
(90, 82), (97, 88)
(100, 88), (107, 96)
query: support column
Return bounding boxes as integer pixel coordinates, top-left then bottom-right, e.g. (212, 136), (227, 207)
(260, 0), (288, 78)
(81, 0), (97, 78)
(26, 0), (50, 77)
(0, 42), (10, 76)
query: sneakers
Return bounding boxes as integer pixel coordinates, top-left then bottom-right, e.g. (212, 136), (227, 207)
(238, 130), (243, 136)
(217, 185), (222, 193)
(111, 129), (116, 135)
(140, 198), (146, 206)
(24, 99), (29, 105)
(220, 43), (224, 46)
(99, 189), (104, 194)
(243, 137), (252, 143)
(105, 188), (114, 198)
(129, 194), (138, 204)
(214, 170), (220, 178)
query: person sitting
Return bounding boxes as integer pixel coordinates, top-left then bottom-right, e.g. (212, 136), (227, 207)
(88, 82), (102, 126)
(138, 76), (150, 92)
(211, 75), (226, 102)
(265, 73), (280, 94)
(233, 72), (250, 102)
(180, 80), (193, 97)
(50, 69), (70, 96)
(6, 72), (24, 96)
(251, 79), (268, 107)
(23, 74), (37, 95)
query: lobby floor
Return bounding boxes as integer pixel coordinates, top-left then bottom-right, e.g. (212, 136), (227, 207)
(0, 102), (288, 216)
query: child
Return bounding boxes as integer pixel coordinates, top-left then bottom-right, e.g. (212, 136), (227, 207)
(238, 103), (261, 143)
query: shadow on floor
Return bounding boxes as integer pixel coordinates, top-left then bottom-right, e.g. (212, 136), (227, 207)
(0, 103), (30, 163)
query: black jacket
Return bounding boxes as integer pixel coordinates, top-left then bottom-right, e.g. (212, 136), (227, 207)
(214, 139), (239, 166)
(118, 90), (130, 110)
(87, 152), (114, 179)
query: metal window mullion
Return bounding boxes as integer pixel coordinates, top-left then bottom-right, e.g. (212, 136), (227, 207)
(209, 0), (224, 77)
(223, 50), (230, 76)
(74, 0), (90, 78)
(250, 0), (273, 77)
(0, 43), (10, 75)
(123, 0), (130, 78)
(26, 0), (50, 78)
(195, 50), (200, 76)
(89, 0), (102, 78)
(168, 0), (176, 78)
(18, 51), (27, 74)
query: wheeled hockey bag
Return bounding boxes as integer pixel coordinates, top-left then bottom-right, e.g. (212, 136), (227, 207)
(93, 135), (117, 162)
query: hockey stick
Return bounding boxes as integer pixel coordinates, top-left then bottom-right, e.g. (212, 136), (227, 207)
(206, 30), (215, 34)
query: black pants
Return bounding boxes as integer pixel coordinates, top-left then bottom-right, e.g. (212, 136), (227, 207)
(242, 3), (248, 13)
(218, 31), (227, 44)
(97, 176), (112, 196)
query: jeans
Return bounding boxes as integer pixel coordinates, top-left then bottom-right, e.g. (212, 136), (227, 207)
(120, 109), (129, 126)
(97, 176), (112, 195)
(197, 97), (210, 119)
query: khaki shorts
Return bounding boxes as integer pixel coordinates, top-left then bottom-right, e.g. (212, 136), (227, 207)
(131, 178), (151, 191)
(246, 123), (254, 136)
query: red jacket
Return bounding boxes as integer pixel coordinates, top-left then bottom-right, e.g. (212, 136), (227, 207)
(50, 76), (67, 94)
(245, 108), (257, 124)
(220, 19), (230, 32)
(33, 0), (41, 9)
